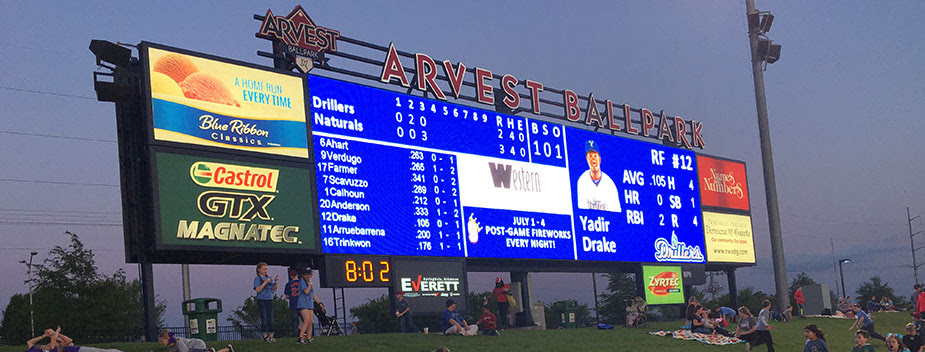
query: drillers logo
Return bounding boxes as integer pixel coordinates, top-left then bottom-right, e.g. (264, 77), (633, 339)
(647, 271), (681, 296)
(487, 162), (542, 193)
(176, 161), (300, 244)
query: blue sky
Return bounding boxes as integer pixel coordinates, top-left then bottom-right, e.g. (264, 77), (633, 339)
(1, 1), (924, 326)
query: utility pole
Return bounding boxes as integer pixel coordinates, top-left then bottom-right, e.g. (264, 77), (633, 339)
(745, 0), (789, 313)
(19, 251), (38, 338)
(591, 272), (600, 324)
(910, 207), (923, 284)
(182, 264), (192, 332)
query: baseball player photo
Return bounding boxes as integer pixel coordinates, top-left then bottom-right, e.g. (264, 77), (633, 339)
(576, 140), (621, 212)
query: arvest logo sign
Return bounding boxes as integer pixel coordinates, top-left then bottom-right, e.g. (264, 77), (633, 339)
(696, 155), (749, 211)
(642, 265), (685, 305)
(156, 152), (316, 252)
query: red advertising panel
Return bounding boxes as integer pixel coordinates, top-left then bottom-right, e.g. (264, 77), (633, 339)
(697, 155), (749, 211)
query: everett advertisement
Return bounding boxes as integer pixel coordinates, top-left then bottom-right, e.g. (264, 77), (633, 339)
(642, 265), (685, 305)
(155, 152), (316, 251)
(702, 211), (756, 263)
(696, 155), (749, 211)
(146, 46), (309, 158)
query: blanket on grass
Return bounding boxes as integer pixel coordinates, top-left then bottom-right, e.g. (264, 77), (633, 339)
(649, 329), (744, 346)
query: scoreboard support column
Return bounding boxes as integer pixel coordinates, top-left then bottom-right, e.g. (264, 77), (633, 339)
(510, 272), (535, 327)
(726, 267), (739, 308)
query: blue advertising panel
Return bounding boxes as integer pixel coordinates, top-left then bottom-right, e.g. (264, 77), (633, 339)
(310, 75), (704, 263)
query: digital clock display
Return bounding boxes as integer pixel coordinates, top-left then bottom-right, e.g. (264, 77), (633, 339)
(322, 255), (392, 287)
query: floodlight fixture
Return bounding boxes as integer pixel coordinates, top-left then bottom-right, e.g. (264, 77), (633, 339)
(89, 39), (132, 68)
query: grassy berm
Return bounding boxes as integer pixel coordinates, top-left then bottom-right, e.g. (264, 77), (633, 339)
(0, 312), (912, 351)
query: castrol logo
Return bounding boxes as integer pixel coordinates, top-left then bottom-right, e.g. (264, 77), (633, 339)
(190, 161), (278, 193)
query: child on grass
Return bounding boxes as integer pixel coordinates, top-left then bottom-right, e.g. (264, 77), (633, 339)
(903, 323), (924, 352)
(253, 262), (278, 343)
(852, 330), (876, 352)
(478, 306), (498, 336)
(886, 334), (910, 352)
(157, 330), (233, 352)
(803, 324), (829, 352)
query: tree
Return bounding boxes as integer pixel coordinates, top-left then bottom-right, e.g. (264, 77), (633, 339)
(226, 296), (294, 337)
(349, 294), (396, 334)
(855, 276), (896, 311)
(596, 273), (636, 325)
(0, 232), (165, 344)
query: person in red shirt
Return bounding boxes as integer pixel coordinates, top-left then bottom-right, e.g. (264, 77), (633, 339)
(478, 306), (499, 336)
(485, 277), (512, 329)
(917, 289), (925, 317)
(794, 286), (806, 319)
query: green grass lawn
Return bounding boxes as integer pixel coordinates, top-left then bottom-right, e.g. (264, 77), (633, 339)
(1, 312), (913, 352)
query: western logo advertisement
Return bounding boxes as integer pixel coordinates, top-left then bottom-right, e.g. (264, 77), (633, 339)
(697, 155), (749, 211)
(702, 212), (756, 263)
(146, 46), (309, 158)
(456, 154), (572, 215)
(156, 152), (315, 251)
(642, 265), (685, 305)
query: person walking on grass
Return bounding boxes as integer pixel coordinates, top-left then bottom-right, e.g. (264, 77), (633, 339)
(751, 300), (776, 352)
(849, 305), (886, 341)
(852, 330), (876, 352)
(794, 286), (806, 319)
(803, 324), (829, 352)
(158, 330), (233, 352)
(395, 291), (420, 333)
(253, 262), (278, 343)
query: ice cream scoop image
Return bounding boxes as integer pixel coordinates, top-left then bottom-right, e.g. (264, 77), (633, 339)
(467, 214), (482, 244)
(153, 53), (199, 83)
(149, 71), (183, 96)
(180, 72), (241, 107)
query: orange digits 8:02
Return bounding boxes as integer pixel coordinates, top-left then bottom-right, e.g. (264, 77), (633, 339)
(344, 260), (390, 283)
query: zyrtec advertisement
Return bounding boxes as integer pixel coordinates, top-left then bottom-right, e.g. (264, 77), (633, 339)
(145, 45), (309, 158)
(155, 152), (316, 251)
(642, 265), (685, 305)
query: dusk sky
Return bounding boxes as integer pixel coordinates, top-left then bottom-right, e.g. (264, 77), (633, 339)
(1, 1), (924, 327)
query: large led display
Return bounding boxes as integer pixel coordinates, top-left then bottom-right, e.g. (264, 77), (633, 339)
(310, 75), (705, 263)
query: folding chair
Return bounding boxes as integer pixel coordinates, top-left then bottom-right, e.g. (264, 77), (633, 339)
(313, 301), (344, 336)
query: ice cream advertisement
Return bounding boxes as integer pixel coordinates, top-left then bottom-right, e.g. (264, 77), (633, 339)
(146, 46), (309, 158)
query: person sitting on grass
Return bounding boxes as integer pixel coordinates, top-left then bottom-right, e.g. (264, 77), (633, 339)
(850, 305), (886, 341)
(852, 330), (876, 352)
(803, 324), (829, 352)
(704, 309), (733, 337)
(886, 334), (911, 352)
(904, 323), (924, 352)
(442, 299), (477, 336)
(477, 306), (499, 336)
(868, 296), (882, 313)
(689, 305), (712, 334)
(881, 296), (896, 312)
(157, 330), (234, 352)
(39, 327), (125, 352)
(735, 306), (758, 347)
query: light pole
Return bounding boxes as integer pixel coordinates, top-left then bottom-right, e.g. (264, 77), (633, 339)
(838, 258), (851, 299)
(744, 0), (787, 313)
(18, 251), (38, 337)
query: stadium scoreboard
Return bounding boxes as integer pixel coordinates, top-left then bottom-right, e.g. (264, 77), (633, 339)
(311, 75), (706, 264)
